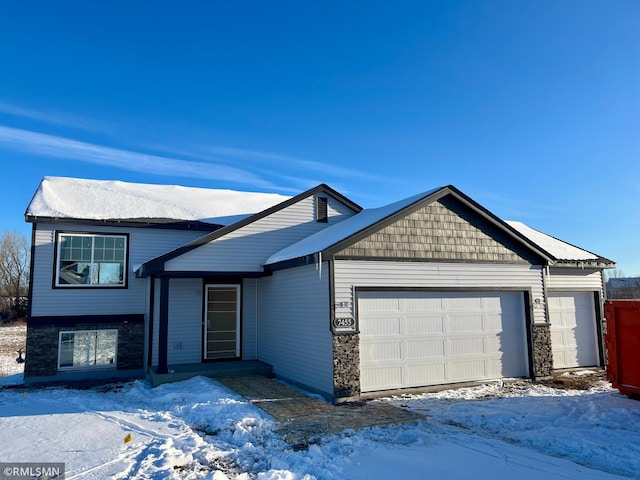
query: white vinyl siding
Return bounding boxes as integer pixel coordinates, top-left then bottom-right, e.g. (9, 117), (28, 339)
(31, 223), (205, 317)
(152, 278), (203, 366)
(333, 261), (546, 325)
(166, 194), (356, 273)
(359, 291), (528, 392)
(257, 262), (333, 396)
(547, 268), (604, 293)
(548, 292), (599, 369)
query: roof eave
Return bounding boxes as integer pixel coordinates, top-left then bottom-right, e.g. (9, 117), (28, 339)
(552, 259), (616, 269)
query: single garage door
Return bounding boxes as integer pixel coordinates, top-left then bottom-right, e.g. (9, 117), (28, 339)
(548, 292), (599, 369)
(359, 291), (529, 392)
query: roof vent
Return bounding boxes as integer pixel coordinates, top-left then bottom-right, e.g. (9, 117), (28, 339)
(316, 197), (328, 223)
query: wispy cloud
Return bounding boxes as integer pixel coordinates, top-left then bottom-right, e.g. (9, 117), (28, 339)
(0, 101), (105, 132)
(201, 145), (390, 183)
(0, 125), (274, 188)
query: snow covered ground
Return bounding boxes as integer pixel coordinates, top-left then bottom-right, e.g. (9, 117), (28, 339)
(1, 373), (638, 479)
(0, 324), (26, 378)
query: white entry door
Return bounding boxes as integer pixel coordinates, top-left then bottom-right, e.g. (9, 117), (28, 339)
(204, 284), (240, 360)
(548, 292), (599, 369)
(359, 291), (529, 392)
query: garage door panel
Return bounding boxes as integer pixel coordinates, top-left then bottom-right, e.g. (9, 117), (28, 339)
(360, 340), (402, 362)
(361, 296), (401, 311)
(363, 316), (402, 336)
(359, 291), (529, 392)
(405, 339), (446, 359)
(361, 366), (403, 390)
(445, 296), (484, 311)
(405, 315), (445, 335)
(495, 293), (522, 311)
(484, 314), (504, 332)
(406, 363), (446, 384)
(499, 354), (525, 377)
(449, 314), (484, 333)
(403, 297), (444, 311)
(449, 359), (486, 380)
(450, 337), (485, 356)
(496, 332), (526, 354)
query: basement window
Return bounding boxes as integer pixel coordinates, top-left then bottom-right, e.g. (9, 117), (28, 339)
(316, 197), (328, 223)
(58, 330), (118, 370)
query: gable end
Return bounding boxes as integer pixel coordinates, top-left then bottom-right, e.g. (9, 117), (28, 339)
(335, 195), (543, 264)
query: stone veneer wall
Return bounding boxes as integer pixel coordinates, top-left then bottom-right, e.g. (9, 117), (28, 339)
(24, 321), (144, 378)
(531, 323), (553, 378)
(24, 325), (59, 377)
(333, 333), (360, 399)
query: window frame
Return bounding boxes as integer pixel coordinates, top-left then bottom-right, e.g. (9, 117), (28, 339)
(57, 329), (118, 371)
(53, 232), (129, 289)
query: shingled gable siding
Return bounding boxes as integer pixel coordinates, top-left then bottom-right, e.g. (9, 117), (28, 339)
(336, 196), (538, 264)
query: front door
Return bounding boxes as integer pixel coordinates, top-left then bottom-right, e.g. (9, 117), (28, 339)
(204, 284), (240, 360)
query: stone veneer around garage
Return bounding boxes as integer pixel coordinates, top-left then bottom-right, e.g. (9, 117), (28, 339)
(531, 323), (554, 378)
(332, 333), (360, 400)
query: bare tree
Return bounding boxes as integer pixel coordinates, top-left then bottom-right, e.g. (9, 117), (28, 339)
(0, 230), (30, 320)
(605, 269), (625, 281)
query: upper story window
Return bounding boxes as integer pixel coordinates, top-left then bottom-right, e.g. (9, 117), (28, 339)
(55, 233), (128, 287)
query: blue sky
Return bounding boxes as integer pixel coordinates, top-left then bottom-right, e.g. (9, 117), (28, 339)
(0, 1), (638, 274)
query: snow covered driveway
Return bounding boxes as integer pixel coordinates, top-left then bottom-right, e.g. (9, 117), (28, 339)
(0, 375), (638, 479)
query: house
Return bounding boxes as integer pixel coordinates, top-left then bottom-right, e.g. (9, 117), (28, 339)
(606, 277), (640, 299)
(24, 176), (615, 401)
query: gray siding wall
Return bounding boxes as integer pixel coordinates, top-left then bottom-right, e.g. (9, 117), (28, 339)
(167, 278), (203, 365)
(242, 278), (259, 360)
(152, 278), (202, 366)
(31, 222), (205, 316)
(257, 262), (334, 396)
(150, 278), (260, 366)
(334, 260), (547, 325)
(166, 194), (356, 272)
(547, 268), (604, 294)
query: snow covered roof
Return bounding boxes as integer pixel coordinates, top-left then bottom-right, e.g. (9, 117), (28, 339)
(266, 188), (441, 265)
(266, 186), (611, 267)
(506, 221), (600, 262)
(26, 176), (290, 225)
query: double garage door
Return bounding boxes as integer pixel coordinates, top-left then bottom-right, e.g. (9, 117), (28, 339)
(359, 290), (529, 392)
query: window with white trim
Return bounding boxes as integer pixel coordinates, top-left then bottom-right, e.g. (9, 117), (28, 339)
(56, 233), (127, 287)
(58, 330), (118, 370)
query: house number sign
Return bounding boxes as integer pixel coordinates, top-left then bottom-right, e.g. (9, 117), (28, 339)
(333, 317), (356, 332)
